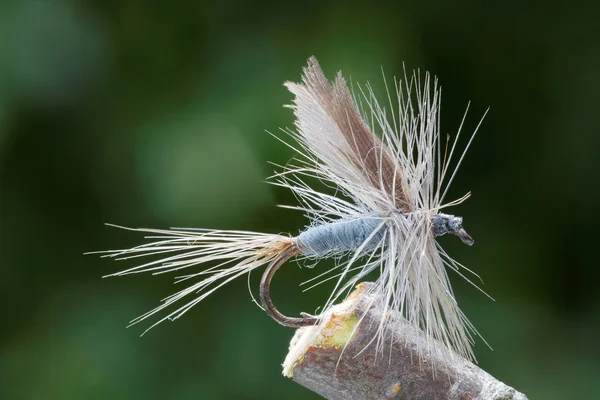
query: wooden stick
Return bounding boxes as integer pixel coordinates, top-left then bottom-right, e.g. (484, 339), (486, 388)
(283, 283), (528, 400)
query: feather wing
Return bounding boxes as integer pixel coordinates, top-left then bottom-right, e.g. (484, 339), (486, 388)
(284, 56), (411, 213)
(284, 58), (484, 361)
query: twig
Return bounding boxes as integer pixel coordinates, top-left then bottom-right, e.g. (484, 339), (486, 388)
(283, 283), (527, 400)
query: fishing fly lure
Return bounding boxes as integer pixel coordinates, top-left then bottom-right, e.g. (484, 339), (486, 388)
(98, 57), (487, 362)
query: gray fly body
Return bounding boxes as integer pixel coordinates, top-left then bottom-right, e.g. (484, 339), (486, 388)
(297, 217), (385, 257)
(94, 56), (488, 365)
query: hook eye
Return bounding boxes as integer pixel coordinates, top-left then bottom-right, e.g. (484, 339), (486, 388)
(456, 228), (474, 246)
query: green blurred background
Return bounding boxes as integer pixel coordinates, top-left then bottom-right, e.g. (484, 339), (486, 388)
(1, 0), (599, 399)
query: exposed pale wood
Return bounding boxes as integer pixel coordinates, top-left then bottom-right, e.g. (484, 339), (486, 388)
(283, 283), (527, 400)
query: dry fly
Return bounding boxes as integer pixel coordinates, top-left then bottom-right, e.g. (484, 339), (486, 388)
(93, 56), (489, 363)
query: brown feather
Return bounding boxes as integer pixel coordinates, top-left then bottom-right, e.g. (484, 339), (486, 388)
(302, 57), (411, 212)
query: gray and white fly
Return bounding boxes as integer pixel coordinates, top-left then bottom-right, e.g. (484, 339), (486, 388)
(95, 56), (489, 363)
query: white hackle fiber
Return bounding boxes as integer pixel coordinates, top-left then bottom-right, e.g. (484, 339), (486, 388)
(276, 57), (488, 363)
(93, 225), (294, 334)
(94, 56), (488, 365)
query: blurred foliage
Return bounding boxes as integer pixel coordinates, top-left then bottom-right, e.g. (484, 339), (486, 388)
(1, 0), (599, 399)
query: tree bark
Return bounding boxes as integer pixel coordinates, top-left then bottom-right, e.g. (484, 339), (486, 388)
(283, 283), (528, 400)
